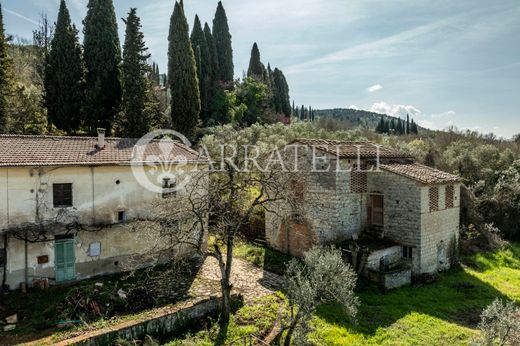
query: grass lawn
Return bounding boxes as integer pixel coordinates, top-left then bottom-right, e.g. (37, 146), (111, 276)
(309, 243), (520, 346)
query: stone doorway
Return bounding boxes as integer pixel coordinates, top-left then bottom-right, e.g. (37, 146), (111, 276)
(368, 194), (384, 227)
(277, 216), (316, 258)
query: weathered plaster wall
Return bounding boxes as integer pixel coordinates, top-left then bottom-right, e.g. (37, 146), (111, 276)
(0, 164), (209, 288)
(0, 164), (203, 229)
(366, 245), (402, 272)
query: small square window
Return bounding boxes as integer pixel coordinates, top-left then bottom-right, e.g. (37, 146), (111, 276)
(162, 178), (176, 198)
(402, 246), (413, 259)
(53, 183), (73, 208)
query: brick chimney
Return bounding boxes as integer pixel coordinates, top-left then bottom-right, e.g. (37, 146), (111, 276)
(96, 128), (106, 149)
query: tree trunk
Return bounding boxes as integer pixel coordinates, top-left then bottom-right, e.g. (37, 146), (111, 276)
(283, 312), (301, 346)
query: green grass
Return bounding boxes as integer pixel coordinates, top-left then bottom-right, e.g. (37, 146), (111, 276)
(233, 240), (294, 274)
(164, 292), (289, 346)
(309, 243), (520, 346)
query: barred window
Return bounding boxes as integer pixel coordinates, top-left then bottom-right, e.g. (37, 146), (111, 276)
(351, 165), (367, 193)
(162, 178), (176, 198)
(445, 185), (454, 209)
(402, 246), (413, 259)
(53, 183), (73, 208)
(429, 186), (439, 212)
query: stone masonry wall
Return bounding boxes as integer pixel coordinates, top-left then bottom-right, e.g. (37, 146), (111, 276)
(265, 152), (364, 256)
(419, 183), (461, 273)
(367, 170), (422, 272)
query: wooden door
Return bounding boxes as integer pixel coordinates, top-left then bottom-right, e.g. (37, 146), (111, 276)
(369, 194), (384, 227)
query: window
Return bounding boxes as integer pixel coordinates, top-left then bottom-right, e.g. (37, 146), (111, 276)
(162, 178), (176, 198)
(117, 211), (126, 223)
(53, 183), (73, 208)
(351, 164), (367, 193)
(445, 185), (454, 209)
(429, 186), (439, 212)
(402, 246), (413, 259)
(368, 194), (384, 226)
(0, 248), (5, 266)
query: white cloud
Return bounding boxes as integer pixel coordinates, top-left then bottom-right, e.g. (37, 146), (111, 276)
(348, 105), (359, 110)
(418, 120), (435, 129)
(370, 102), (421, 117)
(367, 84), (383, 93)
(431, 110), (456, 118)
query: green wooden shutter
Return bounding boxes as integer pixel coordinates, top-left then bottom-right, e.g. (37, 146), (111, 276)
(55, 239), (76, 282)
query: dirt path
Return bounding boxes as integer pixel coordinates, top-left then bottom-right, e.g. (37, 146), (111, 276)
(17, 256), (284, 346)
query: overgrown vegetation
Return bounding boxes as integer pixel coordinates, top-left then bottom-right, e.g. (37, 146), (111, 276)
(164, 293), (289, 346)
(0, 259), (200, 338)
(308, 243), (520, 345)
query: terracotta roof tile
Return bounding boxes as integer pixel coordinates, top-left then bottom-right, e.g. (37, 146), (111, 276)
(0, 135), (206, 167)
(291, 138), (412, 159)
(380, 163), (461, 185)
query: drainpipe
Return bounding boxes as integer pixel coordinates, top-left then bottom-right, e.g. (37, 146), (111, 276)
(24, 230), (28, 288)
(1, 233), (6, 289)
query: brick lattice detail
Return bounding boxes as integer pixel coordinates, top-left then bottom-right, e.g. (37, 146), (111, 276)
(445, 185), (454, 209)
(429, 186), (439, 212)
(351, 166), (367, 193)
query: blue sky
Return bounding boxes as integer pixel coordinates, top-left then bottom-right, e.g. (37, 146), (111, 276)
(3, 0), (520, 137)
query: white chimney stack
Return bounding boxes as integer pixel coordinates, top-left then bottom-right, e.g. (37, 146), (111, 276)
(97, 128), (106, 149)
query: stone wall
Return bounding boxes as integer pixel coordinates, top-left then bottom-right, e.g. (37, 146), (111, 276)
(265, 147), (461, 275)
(419, 183), (461, 273)
(367, 170), (423, 272)
(265, 152), (365, 256)
(56, 296), (230, 346)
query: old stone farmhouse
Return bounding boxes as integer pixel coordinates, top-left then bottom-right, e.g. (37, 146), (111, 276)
(0, 131), (208, 290)
(266, 139), (461, 286)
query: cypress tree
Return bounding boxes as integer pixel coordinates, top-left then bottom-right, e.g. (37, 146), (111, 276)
(168, 1), (201, 138)
(0, 3), (13, 132)
(204, 22), (219, 81)
(247, 43), (264, 80)
(45, 0), (85, 134)
(376, 115), (384, 133)
(406, 113), (410, 135)
(212, 1), (233, 84)
(272, 68), (291, 116)
(397, 118), (403, 135)
(121, 8), (154, 138)
(191, 15), (211, 125)
(83, 0), (122, 135)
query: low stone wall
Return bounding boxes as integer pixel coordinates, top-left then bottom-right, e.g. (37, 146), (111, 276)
(56, 296), (227, 346)
(368, 267), (411, 290)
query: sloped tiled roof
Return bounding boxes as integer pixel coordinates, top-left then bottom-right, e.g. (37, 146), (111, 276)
(290, 138), (413, 159)
(380, 163), (461, 185)
(0, 134), (206, 167)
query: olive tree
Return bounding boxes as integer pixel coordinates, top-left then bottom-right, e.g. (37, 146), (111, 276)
(282, 246), (359, 345)
(476, 298), (520, 346)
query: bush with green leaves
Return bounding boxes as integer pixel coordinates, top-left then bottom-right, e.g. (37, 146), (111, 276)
(282, 246), (359, 346)
(475, 298), (520, 346)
